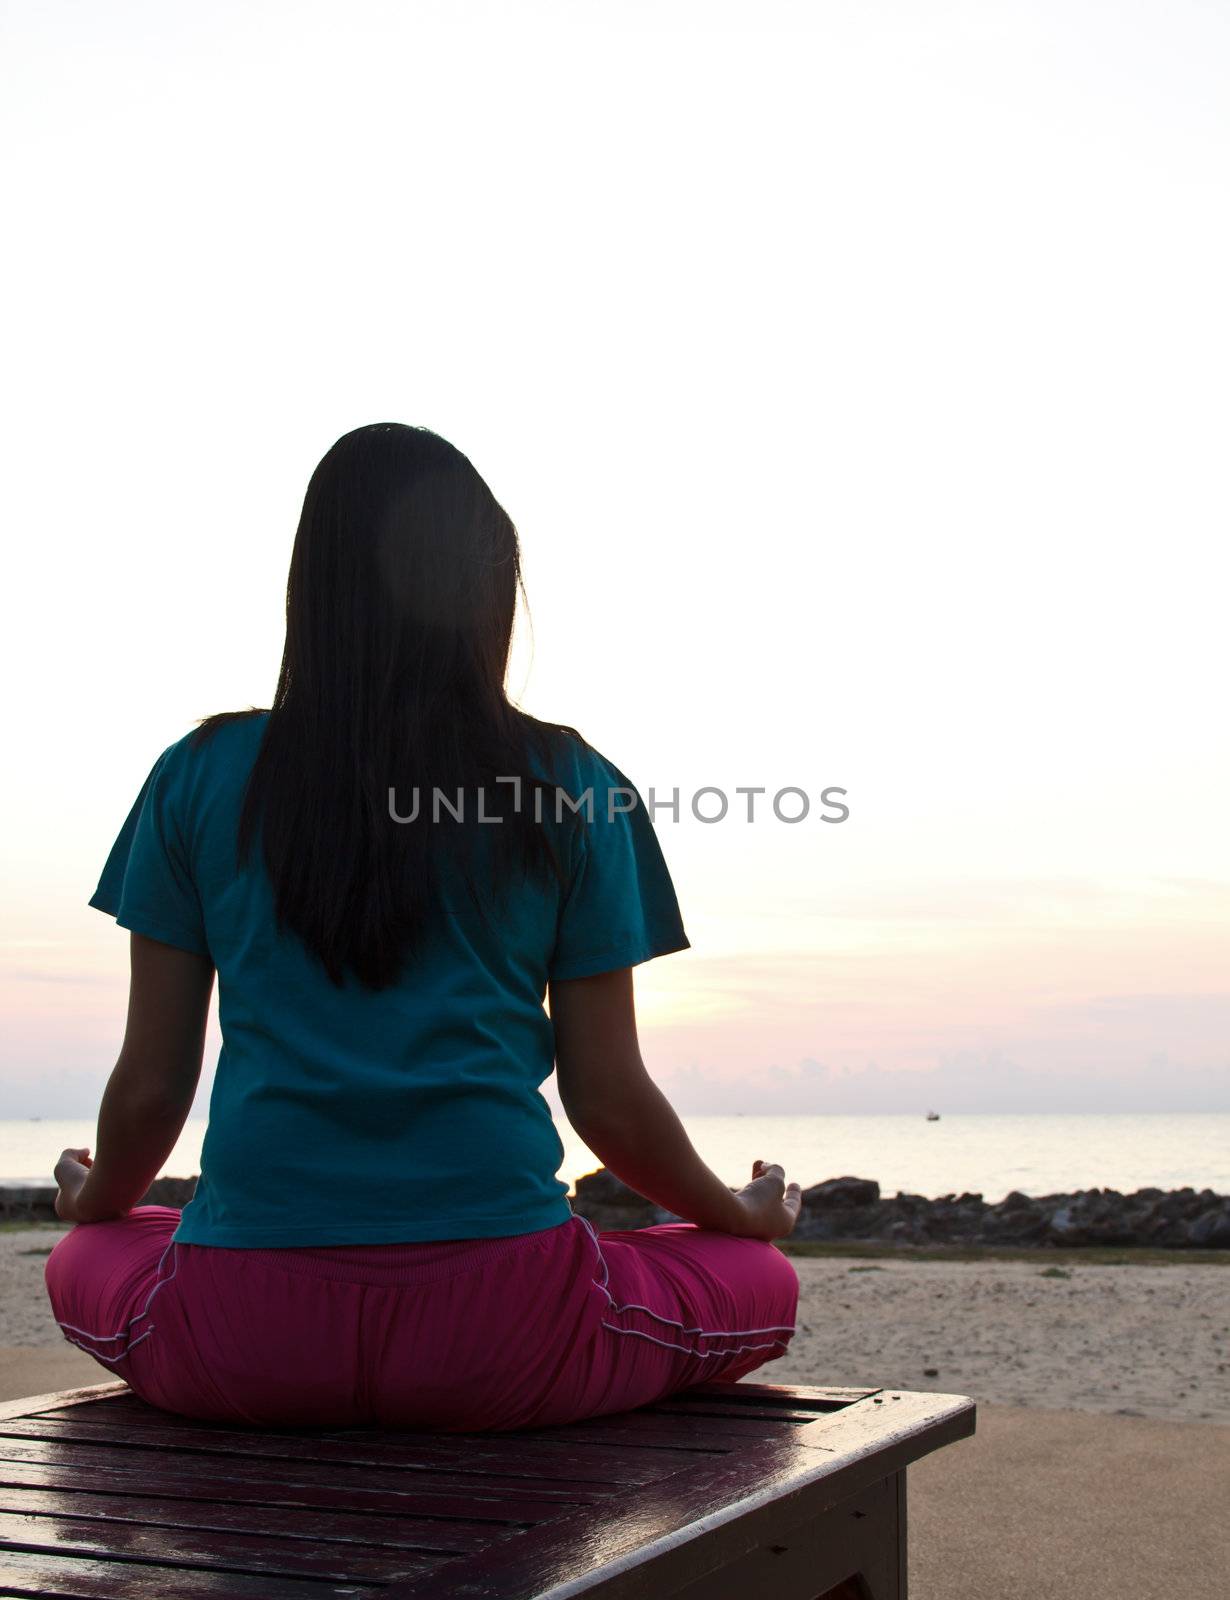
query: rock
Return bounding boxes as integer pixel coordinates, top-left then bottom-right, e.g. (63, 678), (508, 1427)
(802, 1176), (881, 1209)
(982, 1198), (1047, 1245)
(978, 1209), (1049, 1248)
(572, 1169), (642, 1207)
(791, 1176), (885, 1239)
(569, 1168), (660, 1231)
(0, 1183), (57, 1222)
(1188, 1202), (1230, 1249)
(1046, 1192), (1149, 1247)
(779, 1174), (1229, 1250)
(138, 1176), (198, 1208)
(0, 1175), (199, 1222)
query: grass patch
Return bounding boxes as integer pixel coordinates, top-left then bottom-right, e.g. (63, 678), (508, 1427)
(0, 1220), (69, 1235)
(18, 1246), (54, 1256)
(1038, 1266), (1072, 1279)
(847, 1264), (886, 1273)
(776, 1239), (1230, 1266)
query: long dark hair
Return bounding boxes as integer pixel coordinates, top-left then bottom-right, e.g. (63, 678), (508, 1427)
(195, 423), (581, 990)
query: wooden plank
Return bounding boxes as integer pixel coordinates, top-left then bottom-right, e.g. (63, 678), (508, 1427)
(643, 1402), (842, 1425)
(691, 1381), (873, 1402)
(495, 1411), (803, 1452)
(0, 1419), (674, 1488)
(650, 1386), (876, 1415)
(0, 1384), (129, 1425)
(384, 1391), (974, 1600)
(0, 1547), (371, 1598)
(333, 1417), (749, 1454)
(0, 1378), (869, 1430)
(0, 1451), (593, 1524)
(0, 1511), (448, 1584)
(28, 1388), (825, 1451)
(794, 1391), (966, 1455)
(0, 1486), (496, 1556)
(18, 1394), (770, 1458)
(43, 1395), (691, 1452)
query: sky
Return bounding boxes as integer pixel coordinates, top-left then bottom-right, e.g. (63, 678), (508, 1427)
(1, 0), (1227, 1118)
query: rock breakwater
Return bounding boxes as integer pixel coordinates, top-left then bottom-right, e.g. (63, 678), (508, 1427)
(568, 1169), (1230, 1249)
(4, 1169), (1227, 1248)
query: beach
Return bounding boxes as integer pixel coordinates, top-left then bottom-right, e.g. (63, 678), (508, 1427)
(3, 1224), (1227, 1599)
(771, 1250), (1229, 1422)
(3, 1223), (1227, 1420)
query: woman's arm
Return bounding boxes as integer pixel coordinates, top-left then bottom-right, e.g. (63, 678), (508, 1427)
(549, 967), (800, 1240)
(56, 933), (215, 1224)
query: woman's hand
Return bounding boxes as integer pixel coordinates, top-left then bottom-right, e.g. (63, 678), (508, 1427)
(729, 1159), (803, 1241)
(53, 1147), (95, 1224)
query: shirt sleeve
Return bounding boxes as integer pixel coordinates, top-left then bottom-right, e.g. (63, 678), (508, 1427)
(88, 743), (211, 958)
(547, 752), (690, 981)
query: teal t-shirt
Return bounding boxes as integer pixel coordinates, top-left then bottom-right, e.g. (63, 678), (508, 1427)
(89, 713), (689, 1246)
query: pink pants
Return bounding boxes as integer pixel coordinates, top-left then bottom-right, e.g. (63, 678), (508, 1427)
(44, 1206), (800, 1431)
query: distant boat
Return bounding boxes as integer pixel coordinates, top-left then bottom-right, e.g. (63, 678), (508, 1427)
(926, 1110), (941, 1121)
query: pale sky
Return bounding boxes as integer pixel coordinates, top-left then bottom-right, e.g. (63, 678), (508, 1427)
(2, 0), (1227, 1117)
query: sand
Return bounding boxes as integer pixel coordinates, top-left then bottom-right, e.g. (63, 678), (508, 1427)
(907, 1403), (1230, 1600)
(2, 1223), (1227, 1599)
(771, 1253), (1230, 1423)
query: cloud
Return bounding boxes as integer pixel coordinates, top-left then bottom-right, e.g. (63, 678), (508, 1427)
(658, 1052), (1229, 1115)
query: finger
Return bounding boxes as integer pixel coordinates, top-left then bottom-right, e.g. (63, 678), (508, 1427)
(783, 1182), (802, 1216)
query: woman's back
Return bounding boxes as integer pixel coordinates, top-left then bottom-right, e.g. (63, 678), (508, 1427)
(90, 709), (688, 1246)
(47, 422), (800, 1432)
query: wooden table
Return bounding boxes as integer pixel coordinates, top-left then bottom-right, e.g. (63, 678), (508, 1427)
(0, 1378), (975, 1599)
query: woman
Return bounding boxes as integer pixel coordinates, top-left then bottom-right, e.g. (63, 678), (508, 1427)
(45, 422), (802, 1432)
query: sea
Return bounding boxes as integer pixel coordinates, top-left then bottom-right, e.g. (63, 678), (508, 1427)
(3, 1112), (1226, 1203)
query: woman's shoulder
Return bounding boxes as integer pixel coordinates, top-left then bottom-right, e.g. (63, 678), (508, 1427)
(188, 707), (272, 747)
(515, 715), (633, 796)
(151, 709), (270, 787)
(183, 708), (270, 761)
